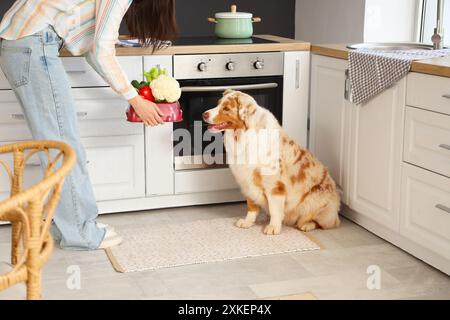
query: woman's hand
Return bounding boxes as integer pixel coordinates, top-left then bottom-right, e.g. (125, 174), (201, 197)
(129, 95), (164, 126)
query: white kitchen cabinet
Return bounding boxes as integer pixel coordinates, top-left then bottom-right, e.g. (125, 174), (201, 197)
(0, 86), (146, 202)
(407, 72), (450, 116)
(0, 88), (143, 140)
(0, 135), (146, 203)
(347, 79), (406, 231)
(62, 56), (142, 88)
(310, 55), (449, 274)
(400, 163), (450, 262)
(309, 54), (351, 204)
(146, 123), (174, 196)
(83, 135), (145, 201)
(283, 51), (310, 147)
(0, 56), (142, 90)
(404, 106), (450, 178)
(311, 54), (404, 231)
(143, 55), (175, 196)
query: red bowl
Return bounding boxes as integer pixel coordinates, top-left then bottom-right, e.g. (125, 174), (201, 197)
(126, 102), (183, 123)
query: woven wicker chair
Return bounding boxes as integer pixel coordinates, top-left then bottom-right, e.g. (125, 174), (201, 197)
(0, 141), (76, 300)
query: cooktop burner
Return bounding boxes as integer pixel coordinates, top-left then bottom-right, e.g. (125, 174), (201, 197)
(173, 36), (278, 46)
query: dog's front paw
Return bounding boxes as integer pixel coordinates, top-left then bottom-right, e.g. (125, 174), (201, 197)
(236, 218), (254, 229)
(264, 224), (281, 235)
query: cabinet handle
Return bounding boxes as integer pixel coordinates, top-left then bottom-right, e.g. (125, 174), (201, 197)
(344, 69), (351, 101)
(77, 112), (88, 118)
(436, 204), (450, 214)
(439, 144), (450, 151)
(442, 94), (450, 99)
(66, 70), (87, 74)
(11, 114), (25, 120)
(295, 59), (300, 89)
(26, 162), (41, 167)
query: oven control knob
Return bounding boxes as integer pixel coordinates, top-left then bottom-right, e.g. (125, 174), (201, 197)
(226, 61), (235, 71)
(254, 60), (264, 70)
(197, 62), (207, 72)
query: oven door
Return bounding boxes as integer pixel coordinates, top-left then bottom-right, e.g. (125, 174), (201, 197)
(174, 76), (283, 171)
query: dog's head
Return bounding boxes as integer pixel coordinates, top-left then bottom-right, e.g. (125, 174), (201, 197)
(202, 90), (257, 133)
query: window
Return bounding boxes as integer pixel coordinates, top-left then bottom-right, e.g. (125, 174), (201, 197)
(364, 0), (421, 42)
(420, 0), (450, 46)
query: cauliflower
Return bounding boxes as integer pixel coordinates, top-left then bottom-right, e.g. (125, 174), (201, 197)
(150, 75), (181, 103)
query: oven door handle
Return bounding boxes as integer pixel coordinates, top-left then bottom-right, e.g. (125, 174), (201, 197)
(180, 83), (279, 93)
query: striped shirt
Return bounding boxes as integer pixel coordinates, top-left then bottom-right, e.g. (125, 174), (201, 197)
(0, 0), (137, 100)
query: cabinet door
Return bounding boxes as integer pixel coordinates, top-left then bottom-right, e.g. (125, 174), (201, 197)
(309, 55), (351, 204)
(143, 55), (174, 196)
(283, 51), (310, 147)
(83, 135), (145, 201)
(62, 56), (143, 88)
(0, 136), (145, 203)
(348, 79), (406, 231)
(146, 123), (174, 196)
(400, 163), (450, 260)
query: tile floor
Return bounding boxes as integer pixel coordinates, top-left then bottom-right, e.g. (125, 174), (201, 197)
(0, 203), (449, 300)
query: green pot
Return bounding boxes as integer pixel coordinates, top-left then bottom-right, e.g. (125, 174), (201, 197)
(208, 5), (261, 39)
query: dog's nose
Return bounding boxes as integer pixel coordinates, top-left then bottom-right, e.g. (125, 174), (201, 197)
(203, 111), (210, 121)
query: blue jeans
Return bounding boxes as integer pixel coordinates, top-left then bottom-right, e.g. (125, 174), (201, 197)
(0, 26), (105, 250)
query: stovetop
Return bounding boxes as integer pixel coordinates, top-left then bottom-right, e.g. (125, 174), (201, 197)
(173, 36), (278, 46)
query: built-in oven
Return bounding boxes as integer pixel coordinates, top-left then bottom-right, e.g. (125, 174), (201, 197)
(173, 52), (284, 171)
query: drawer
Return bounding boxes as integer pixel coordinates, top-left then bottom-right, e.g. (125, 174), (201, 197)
(0, 135), (146, 202)
(175, 168), (239, 194)
(0, 88), (143, 141)
(404, 106), (450, 177)
(62, 56), (143, 88)
(0, 56), (143, 90)
(400, 163), (450, 260)
(407, 73), (450, 115)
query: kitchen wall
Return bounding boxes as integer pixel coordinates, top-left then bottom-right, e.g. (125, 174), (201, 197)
(364, 0), (420, 42)
(0, 0), (296, 39)
(295, 0), (366, 43)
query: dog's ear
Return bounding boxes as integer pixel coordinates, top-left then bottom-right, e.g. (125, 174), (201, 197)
(223, 89), (235, 96)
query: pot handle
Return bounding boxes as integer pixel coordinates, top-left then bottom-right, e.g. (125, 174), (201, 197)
(207, 17), (217, 23)
(252, 17), (262, 23)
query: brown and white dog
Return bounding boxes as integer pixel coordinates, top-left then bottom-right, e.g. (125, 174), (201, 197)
(203, 90), (340, 235)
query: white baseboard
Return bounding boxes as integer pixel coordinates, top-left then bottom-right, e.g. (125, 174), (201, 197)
(98, 189), (245, 214)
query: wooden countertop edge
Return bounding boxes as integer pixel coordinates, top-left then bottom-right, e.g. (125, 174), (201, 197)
(410, 60), (450, 78)
(60, 35), (311, 57)
(311, 44), (450, 78)
(310, 44), (349, 60)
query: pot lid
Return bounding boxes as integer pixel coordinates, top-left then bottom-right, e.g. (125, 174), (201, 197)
(215, 5), (253, 19)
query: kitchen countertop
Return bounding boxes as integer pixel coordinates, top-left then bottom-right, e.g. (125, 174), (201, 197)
(311, 44), (450, 78)
(60, 35), (310, 57)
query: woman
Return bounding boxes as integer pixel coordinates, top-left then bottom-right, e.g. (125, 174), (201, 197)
(0, 0), (177, 250)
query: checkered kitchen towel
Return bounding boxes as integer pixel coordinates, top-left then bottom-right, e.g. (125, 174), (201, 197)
(348, 49), (450, 105)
